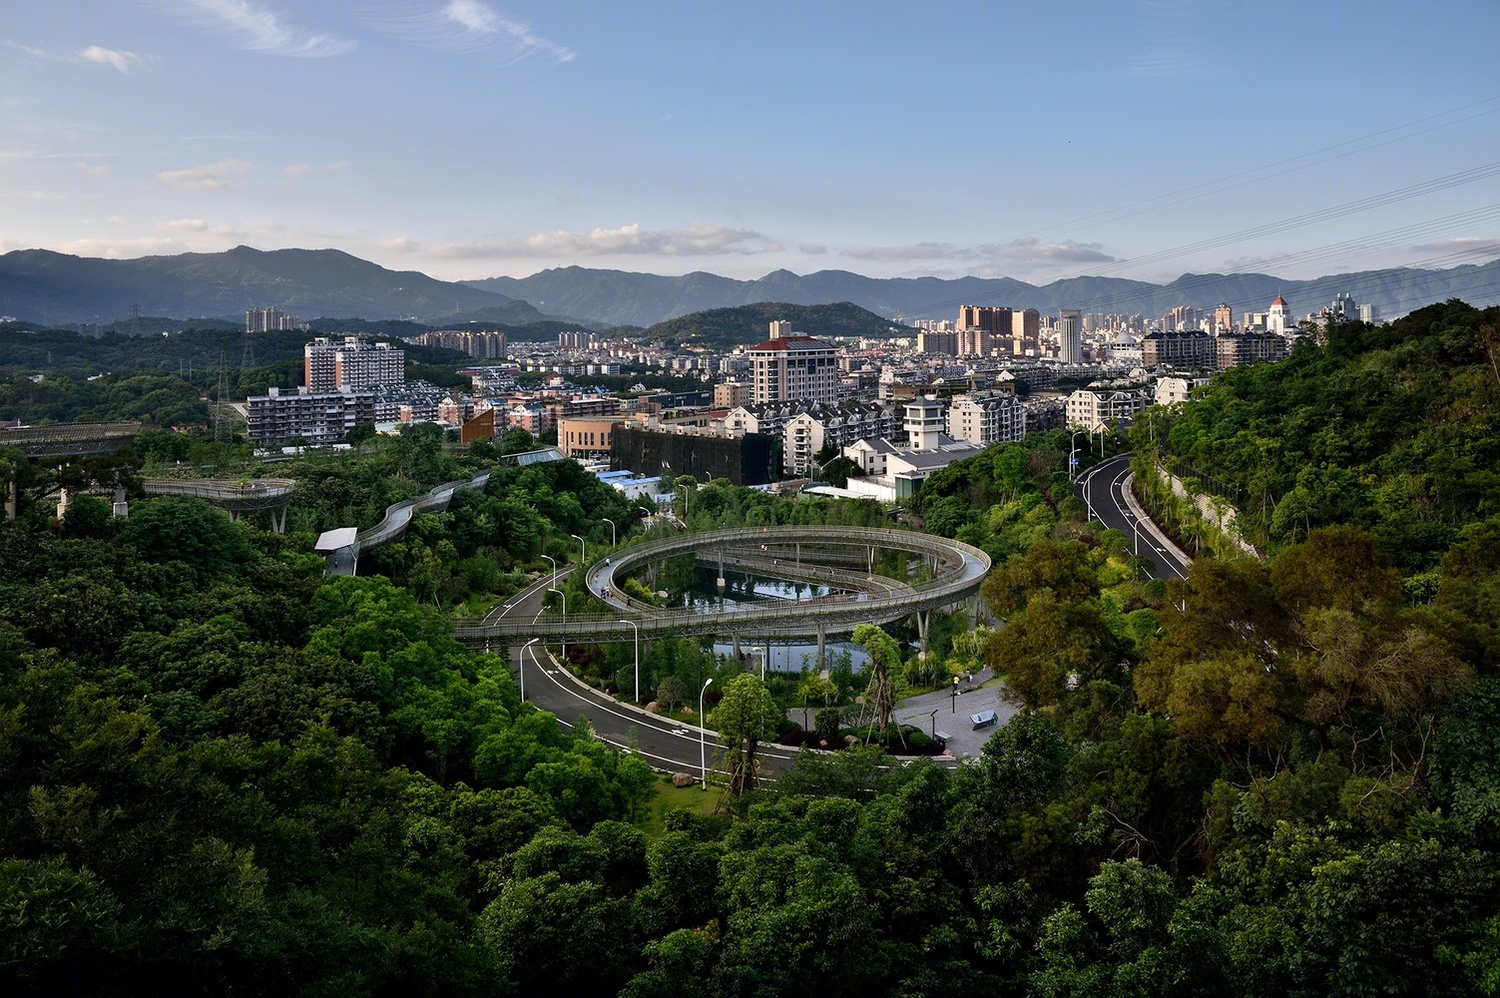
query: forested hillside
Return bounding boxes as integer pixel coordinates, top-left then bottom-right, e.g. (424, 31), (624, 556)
(3, 301), (1500, 995)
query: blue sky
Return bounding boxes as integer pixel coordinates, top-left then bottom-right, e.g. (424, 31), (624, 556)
(4, 0), (1499, 285)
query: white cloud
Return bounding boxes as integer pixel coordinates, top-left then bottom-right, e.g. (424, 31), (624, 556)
(799, 243), (829, 256)
(436, 222), (773, 259)
(177, 0), (355, 58)
(6, 41), (157, 73)
(75, 161), (110, 176)
(443, 0), (574, 59)
(382, 236), (422, 253)
(159, 218), (210, 233)
(357, 1), (574, 61)
(283, 163), (311, 176)
(154, 158), (253, 190)
(77, 46), (153, 73)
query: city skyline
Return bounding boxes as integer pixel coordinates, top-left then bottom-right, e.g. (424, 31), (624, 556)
(4, 1), (1499, 286)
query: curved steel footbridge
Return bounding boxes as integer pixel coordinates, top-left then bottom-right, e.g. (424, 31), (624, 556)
(453, 525), (990, 651)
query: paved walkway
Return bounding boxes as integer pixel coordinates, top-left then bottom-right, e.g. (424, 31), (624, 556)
(892, 667), (1018, 760)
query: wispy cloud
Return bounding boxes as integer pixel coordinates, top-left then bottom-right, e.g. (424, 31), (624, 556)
(843, 242), (963, 263)
(382, 236), (422, 253)
(1411, 236), (1500, 258)
(154, 158), (253, 191)
(435, 223), (773, 259)
(158, 218), (210, 233)
(6, 40), (156, 73)
(177, 0), (355, 58)
(985, 238), (1117, 266)
(284, 160), (350, 176)
(356, 1), (574, 62)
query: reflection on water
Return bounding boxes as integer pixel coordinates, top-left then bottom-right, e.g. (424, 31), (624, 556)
(668, 567), (868, 673)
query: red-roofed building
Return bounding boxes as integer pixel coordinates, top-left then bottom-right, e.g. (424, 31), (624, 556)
(748, 322), (839, 404)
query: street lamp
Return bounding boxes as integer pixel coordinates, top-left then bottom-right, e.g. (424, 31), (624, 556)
(522, 637), (539, 702)
(1069, 429), (1085, 482)
(621, 619), (639, 702)
(601, 517), (616, 547)
(699, 677), (714, 790)
(571, 533), (585, 564)
(549, 588), (567, 659)
(542, 554), (556, 590)
(951, 674), (960, 713)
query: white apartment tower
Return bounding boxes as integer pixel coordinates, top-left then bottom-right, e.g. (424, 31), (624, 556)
(304, 335), (405, 391)
(1058, 309), (1082, 363)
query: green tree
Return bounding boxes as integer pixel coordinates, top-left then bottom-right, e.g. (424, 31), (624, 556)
(714, 673), (780, 797)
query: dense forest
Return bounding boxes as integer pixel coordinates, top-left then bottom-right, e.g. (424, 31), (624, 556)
(2, 300), (1500, 995)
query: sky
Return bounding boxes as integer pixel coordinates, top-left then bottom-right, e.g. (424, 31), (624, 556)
(4, 0), (1500, 287)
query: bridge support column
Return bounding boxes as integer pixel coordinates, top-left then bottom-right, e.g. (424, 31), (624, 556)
(271, 507), (287, 533)
(916, 611), (930, 655)
(55, 487), (69, 521)
(817, 625), (826, 668)
(796, 542), (800, 567)
(732, 633), (741, 659)
(112, 486), (128, 519)
(5, 468), (15, 521)
(717, 546), (725, 588)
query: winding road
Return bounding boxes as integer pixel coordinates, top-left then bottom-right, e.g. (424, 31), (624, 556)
(453, 525), (990, 647)
(1075, 453), (1192, 581)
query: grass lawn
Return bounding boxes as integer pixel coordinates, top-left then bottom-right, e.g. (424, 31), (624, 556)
(639, 774), (722, 837)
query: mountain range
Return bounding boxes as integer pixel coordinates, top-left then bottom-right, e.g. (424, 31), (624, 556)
(2, 245), (1498, 330)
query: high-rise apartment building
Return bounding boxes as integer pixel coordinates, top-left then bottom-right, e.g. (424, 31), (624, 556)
(1012, 308), (1040, 355)
(304, 335), (405, 391)
(246, 306), (299, 333)
(1058, 309), (1082, 363)
(413, 329), (508, 359)
(748, 322), (839, 404)
(957, 305), (1013, 356)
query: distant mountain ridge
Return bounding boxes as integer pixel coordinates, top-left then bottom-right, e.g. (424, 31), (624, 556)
(468, 260), (1500, 328)
(0, 245), (546, 328)
(2, 244), (1497, 329)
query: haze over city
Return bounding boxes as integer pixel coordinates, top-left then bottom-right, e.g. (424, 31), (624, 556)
(4, 0), (1499, 285)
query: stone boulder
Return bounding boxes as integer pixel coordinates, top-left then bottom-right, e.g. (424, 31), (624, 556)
(671, 772), (695, 788)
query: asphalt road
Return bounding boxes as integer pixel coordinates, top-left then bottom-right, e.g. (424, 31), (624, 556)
(1075, 453), (1192, 581)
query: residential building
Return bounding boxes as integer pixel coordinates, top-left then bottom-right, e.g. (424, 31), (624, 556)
(304, 335), (405, 391)
(413, 329), (508, 359)
(1065, 387), (1150, 429)
(748, 322), (840, 404)
(246, 386), (375, 446)
(246, 306), (299, 333)
(1153, 377), (1199, 406)
(947, 392), (1024, 447)
(1142, 330), (1215, 369)
(781, 401), (895, 477)
(1215, 332), (1289, 370)
(1058, 309), (1082, 363)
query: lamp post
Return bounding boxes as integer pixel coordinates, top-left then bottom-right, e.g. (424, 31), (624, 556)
(549, 588), (566, 659)
(621, 619), (639, 702)
(1069, 429), (1085, 482)
(699, 677), (714, 790)
(951, 674), (960, 713)
(602, 517), (616, 547)
(571, 533), (585, 565)
(522, 637), (539, 702)
(542, 554), (556, 590)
